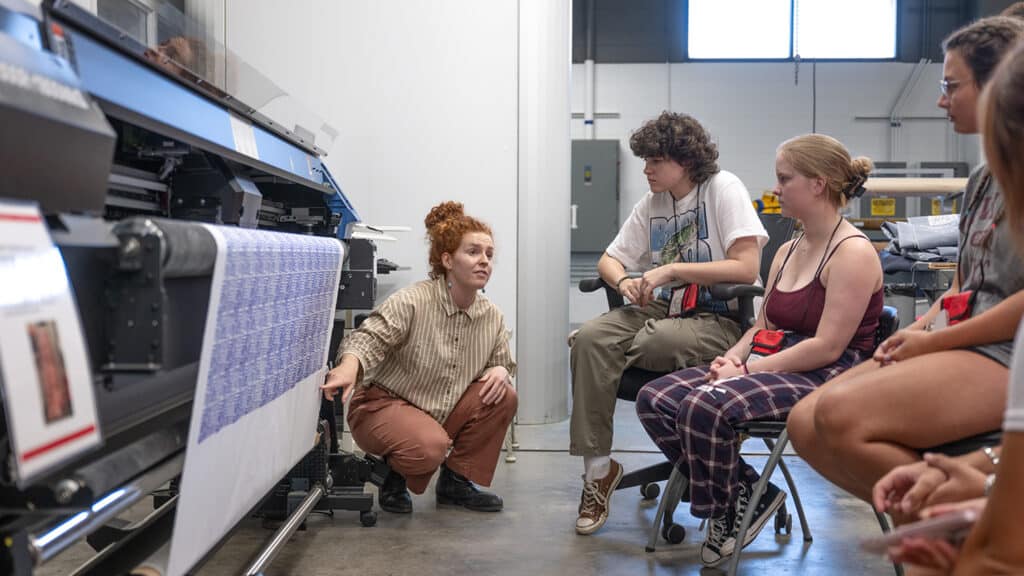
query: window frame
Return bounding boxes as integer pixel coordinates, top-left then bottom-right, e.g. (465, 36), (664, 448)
(95, 0), (159, 47)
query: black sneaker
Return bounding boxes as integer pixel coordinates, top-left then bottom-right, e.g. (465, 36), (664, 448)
(379, 470), (413, 514)
(733, 480), (787, 550)
(699, 509), (736, 567)
(436, 464), (503, 512)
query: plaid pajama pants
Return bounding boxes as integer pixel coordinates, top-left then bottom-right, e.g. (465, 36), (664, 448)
(635, 348), (862, 519)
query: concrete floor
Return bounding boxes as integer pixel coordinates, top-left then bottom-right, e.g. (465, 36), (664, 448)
(41, 403), (897, 576)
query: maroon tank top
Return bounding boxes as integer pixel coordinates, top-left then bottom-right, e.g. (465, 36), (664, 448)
(764, 234), (884, 353)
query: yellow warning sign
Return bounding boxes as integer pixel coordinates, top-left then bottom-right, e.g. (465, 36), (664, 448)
(871, 197), (896, 217)
(931, 198), (958, 215)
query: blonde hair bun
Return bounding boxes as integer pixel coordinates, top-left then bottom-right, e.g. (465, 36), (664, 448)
(850, 156), (874, 179)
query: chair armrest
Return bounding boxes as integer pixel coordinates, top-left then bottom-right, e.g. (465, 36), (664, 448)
(709, 283), (765, 301)
(578, 277), (625, 310)
(709, 283), (765, 332)
(579, 277), (608, 293)
(581, 279), (765, 319)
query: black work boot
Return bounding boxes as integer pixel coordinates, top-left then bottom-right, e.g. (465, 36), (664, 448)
(435, 464), (503, 512)
(379, 470), (412, 514)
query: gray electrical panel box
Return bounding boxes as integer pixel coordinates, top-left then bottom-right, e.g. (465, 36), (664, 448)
(571, 140), (620, 253)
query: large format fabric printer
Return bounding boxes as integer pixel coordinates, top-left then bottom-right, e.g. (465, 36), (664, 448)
(0, 0), (384, 573)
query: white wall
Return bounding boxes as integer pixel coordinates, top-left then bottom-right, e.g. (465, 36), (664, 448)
(571, 62), (978, 226)
(224, 0), (520, 338)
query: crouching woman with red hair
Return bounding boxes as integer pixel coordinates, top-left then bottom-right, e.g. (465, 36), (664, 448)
(322, 201), (517, 514)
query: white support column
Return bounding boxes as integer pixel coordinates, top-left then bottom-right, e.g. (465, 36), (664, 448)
(516, 0), (572, 423)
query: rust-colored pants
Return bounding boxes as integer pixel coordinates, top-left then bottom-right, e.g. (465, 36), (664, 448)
(347, 381), (517, 494)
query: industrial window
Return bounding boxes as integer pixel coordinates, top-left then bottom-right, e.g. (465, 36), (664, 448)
(795, 0), (897, 59)
(687, 0), (792, 59)
(688, 0), (897, 60)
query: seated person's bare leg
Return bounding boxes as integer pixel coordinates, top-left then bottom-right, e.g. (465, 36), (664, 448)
(810, 351), (1007, 502)
(788, 358), (884, 497)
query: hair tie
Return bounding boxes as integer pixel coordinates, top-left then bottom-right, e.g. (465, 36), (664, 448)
(845, 174), (868, 199)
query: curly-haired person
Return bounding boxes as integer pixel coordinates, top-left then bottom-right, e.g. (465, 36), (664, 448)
(570, 111), (768, 535)
(323, 201), (517, 514)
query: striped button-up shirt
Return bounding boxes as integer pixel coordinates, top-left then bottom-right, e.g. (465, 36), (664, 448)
(339, 277), (515, 423)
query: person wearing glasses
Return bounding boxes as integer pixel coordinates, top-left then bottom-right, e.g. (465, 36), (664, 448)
(787, 15), (1024, 521)
(872, 38), (1024, 574)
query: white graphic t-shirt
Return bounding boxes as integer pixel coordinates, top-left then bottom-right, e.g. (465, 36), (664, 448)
(605, 170), (767, 313)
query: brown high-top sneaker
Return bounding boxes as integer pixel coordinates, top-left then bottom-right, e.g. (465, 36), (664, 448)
(575, 458), (623, 535)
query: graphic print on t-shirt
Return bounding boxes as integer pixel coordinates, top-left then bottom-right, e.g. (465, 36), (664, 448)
(962, 184), (1004, 293)
(649, 201), (727, 314)
(651, 202), (711, 266)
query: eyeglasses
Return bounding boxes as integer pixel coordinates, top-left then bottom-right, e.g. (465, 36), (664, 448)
(940, 79), (963, 97)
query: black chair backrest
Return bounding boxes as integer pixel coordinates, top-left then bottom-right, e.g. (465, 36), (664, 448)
(875, 305), (898, 347)
(758, 214), (797, 284)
